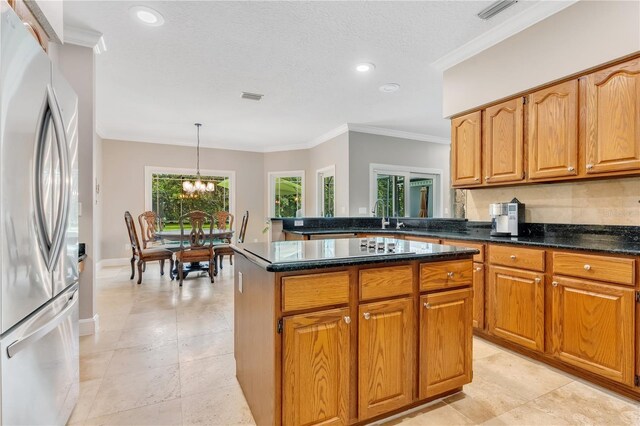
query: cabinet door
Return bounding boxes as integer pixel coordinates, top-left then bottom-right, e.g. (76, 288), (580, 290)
(584, 58), (640, 174)
(551, 276), (635, 386)
(359, 298), (414, 420)
(488, 266), (544, 351)
(484, 98), (524, 184)
(283, 308), (351, 426)
(419, 288), (473, 399)
(472, 263), (485, 329)
(528, 80), (579, 180)
(451, 111), (482, 186)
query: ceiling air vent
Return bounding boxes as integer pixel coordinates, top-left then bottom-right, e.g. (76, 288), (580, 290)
(241, 92), (264, 101)
(477, 0), (517, 20)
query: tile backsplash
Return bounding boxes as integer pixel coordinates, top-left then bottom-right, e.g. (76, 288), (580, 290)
(465, 177), (640, 225)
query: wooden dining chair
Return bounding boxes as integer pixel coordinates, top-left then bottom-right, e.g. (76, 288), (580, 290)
(176, 210), (215, 286)
(215, 211), (233, 242)
(124, 211), (174, 284)
(138, 211), (161, 249)
(215, 210), (249, 270)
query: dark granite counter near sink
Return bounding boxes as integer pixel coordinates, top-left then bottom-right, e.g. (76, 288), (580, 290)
(274, 218), (640, 256)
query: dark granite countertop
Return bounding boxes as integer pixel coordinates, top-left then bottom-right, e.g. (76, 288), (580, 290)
(234, 238), (479, 272)
(275, 219), (640, 256)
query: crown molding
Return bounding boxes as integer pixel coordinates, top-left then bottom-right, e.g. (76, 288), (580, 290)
(431, 0), (578, 72)
(64, 26), (107, 54)
(347, 124), (450, 145)
(101, 122), (449, 153)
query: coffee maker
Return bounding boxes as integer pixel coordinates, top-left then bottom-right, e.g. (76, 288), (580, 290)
(489, 198), (525, 237)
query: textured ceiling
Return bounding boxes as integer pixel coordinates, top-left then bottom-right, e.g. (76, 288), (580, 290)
(65, 1), (544, 151)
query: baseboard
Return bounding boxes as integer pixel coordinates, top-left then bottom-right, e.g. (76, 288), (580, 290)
(97, 258), (130, 270)
(79, 314), (100, 336)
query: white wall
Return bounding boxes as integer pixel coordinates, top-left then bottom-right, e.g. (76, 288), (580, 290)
(100, 139), (265, 260)
(308, 132), (349, 217)
(263, 133), (350, 218)
(443, 1), (640, 117)
(348, 131), (451, 217)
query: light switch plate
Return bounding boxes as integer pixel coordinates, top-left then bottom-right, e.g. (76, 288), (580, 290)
(294, 220), (304, 226)
(238, 272), (243, 293)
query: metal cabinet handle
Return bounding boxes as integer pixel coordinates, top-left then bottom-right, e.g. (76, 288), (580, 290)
(475, 267), (482, 272)
(7, 289), (78, 358)
(584, 264), (591, 271)
(510, 255), (516, 260)
(363, 312), (370, 320)
(552, 281), (558, 287)
(343, 316), (351, 324)
(447, 272), (454, 278)
(485, 176), (490, 181)
(423, 302), (431, 309)
(567, 166), (575, 172)
(586, 164), (593, 170)
(535, 277), (541, 284)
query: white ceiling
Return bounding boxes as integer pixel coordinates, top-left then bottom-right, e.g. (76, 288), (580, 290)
(64, 1), (559, 152)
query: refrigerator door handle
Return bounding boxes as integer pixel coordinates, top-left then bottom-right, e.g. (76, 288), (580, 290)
(48, 86), (71, 270)
(6, 289), (78, 358)
(34, 88), (54, 268)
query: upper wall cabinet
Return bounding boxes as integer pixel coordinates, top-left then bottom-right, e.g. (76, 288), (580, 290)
(483, 97), (524, 184)
(450, 55), (640, 189)
(451, 111), (482, 187)
(528, 80), (579, 180)
(584, 58), (640, 175)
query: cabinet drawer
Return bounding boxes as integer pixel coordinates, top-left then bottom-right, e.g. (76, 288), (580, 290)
(420, 260), (472, 291)
(489, 245), (545, 272)
(442, 239), (485, 263)
(553, 252), (635, 286)
(360, 265), (413, 301)
(282, 272), (350, 312)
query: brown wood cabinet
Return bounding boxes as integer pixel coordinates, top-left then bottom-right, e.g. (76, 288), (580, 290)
(551, 276), (635, 386)
(450, 55), (640, 189)
(358, 297), (414, 420)
(483, 97), (525, 184)
(488, 266), (545, 351)
(283, 308), (351, 426)
(472, 262), (485, 329)
(584, 58), (640, 175)
(419, 288), (473, 398)
(451, 111), (482, 186)
(528, 80), (579, 180)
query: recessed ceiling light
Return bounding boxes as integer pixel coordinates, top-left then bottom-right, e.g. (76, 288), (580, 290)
(356, 63), (375, 73)
(379, 83), (400, 93)
(130, 6), (164, 26)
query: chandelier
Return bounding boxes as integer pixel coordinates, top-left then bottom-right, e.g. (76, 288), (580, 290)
(182, 123), (216, 194)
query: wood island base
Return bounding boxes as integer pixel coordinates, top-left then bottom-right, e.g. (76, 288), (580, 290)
(233, 250), (476, 426)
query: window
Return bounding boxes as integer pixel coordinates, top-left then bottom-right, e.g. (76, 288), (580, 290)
(317, 165), (335, 217)
(145, 167), (234, 229)
(370, 164), (443, 218)
(269, 171), (304, 218)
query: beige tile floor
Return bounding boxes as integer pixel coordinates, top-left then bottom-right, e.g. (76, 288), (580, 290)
(70, 262), (640, 426)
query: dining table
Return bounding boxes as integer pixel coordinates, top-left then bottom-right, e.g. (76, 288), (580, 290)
(156, 228), (234, 242)
(154, 229), (234, 278)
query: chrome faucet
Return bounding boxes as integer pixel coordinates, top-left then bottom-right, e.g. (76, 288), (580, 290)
(372, 199), (390, 229)
(396, 220), (405, 230)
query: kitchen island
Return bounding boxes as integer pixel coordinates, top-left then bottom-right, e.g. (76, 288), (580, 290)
(232, 238), (479, 425)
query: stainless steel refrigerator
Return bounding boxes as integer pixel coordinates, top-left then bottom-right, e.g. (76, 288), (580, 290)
(0, 4), (79, 425)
